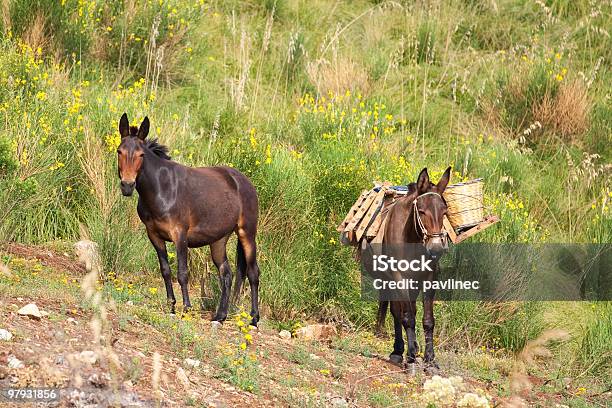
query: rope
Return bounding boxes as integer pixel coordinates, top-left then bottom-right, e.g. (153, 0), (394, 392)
(412, 192), (446, 244)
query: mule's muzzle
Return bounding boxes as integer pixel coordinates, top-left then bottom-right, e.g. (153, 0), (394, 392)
(425, 234), (449, 261)
(120, 181), (136, 196)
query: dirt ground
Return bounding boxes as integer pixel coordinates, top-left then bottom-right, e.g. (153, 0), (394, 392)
(0, 244), (604, 407)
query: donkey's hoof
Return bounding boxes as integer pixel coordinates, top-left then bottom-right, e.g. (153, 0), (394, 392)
(389, 354), (403, 366)
(404, 362), (418, 376)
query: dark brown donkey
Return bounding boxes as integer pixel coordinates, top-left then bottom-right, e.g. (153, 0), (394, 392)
(116, 113), (260, 325)
(375, 167), (451, 372)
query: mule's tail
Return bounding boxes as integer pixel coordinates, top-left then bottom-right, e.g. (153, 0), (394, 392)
(375, 300), (389, 338)
(232, 239), (247, 302)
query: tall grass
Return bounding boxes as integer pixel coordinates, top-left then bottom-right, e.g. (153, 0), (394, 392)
(0, 0), (609, 378)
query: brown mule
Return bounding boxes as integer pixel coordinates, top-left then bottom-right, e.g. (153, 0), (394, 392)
(116, 113), (261, 325)
(374, 167), (451, 372)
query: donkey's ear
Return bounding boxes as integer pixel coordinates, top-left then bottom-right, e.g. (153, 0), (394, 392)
(416, 168), (430, 193)
(437, 166), (452, 193)
(137, 116), (150, 140)
(119, 113), (130, 138)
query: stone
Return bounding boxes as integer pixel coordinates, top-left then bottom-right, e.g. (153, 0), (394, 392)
(77, 350), (98, 365)
(88, 372), (109, 388)
(279, 330), (292, 340)
(184, 358), (201, 368)
(176, 367), (190, 390)
(17, 303), (48, 319)
(330, 397), (348, 407)
(294, 324), (338, 341)
(7, 355), (24, 369)
(0, 329), (12, 341)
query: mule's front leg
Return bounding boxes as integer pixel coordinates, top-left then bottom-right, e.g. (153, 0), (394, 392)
(422, 291), (439, 370)
(148, 232), (176, 313)
(175, 235), (192, 311)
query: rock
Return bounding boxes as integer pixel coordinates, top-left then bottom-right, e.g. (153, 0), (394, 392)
(17, 303), (48, 319)
(66, 317), (78, 325)
(55, 355), (66, 366)
(279, 330), (292, 340)
(330, 397), (348, 407)
(7, 355), (24, 369)
(211, 321), (222, 330)
(88, 372), (109, 388)
(184, 358), (201, 368)
(294, 324), (338, 341)
(77, 350), (98, 365)
(0, 329), (12, 341)
(176, 367), (190, 390)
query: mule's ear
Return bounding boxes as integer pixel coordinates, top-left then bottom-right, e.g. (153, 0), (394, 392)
(437, 166), (452, 193)
(137, 116), (150, 140)
(416, 168), (429, 193)
(119, 113), (130, 138)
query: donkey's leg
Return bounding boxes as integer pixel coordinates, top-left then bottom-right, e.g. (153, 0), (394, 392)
(147, 231), (176, 313)
(388, 302), (404, 365)
(403, 300), (418, 364)
(210, 236), (233, 322)
(174, 232), (192, 311)
(236, 230), (260, 327)
(422, 290), (439, 370)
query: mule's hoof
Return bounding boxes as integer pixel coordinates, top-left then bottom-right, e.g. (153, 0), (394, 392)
(404, 362), (417, 376)
(423, 361), (440, 375)
(212, 313), (227, 322)
(389, 354), (403, 366)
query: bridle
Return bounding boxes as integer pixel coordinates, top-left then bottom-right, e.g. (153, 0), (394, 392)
(412, 191), (448, 247)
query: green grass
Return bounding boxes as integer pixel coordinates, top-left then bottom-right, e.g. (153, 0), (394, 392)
(0, 0), (609, 386)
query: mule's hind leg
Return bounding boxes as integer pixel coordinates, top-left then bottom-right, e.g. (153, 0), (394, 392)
(236, 229), (260, 326)
(388, 303), (404, 365)
(210, 235), (233, 322)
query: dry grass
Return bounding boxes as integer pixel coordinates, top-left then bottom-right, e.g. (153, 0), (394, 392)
(78, 129), (118, 219)
(22, 12), (50, 53)
(1, 0), (10, 35)
(533, 80), (590, 140)
(306, 56), (370, 96)
(503, 329), (570, 407)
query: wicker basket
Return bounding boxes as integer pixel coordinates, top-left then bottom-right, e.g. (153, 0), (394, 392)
(443, 178), (484, 230)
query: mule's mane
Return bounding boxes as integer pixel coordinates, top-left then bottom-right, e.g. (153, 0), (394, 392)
(145, 138), (171, 160)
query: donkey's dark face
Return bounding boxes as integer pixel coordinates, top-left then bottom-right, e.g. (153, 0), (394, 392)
(117, 113), (149, 196)
(413, 167), (451, 259)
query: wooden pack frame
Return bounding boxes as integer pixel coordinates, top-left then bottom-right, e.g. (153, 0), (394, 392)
(338, 184), (499, 246)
